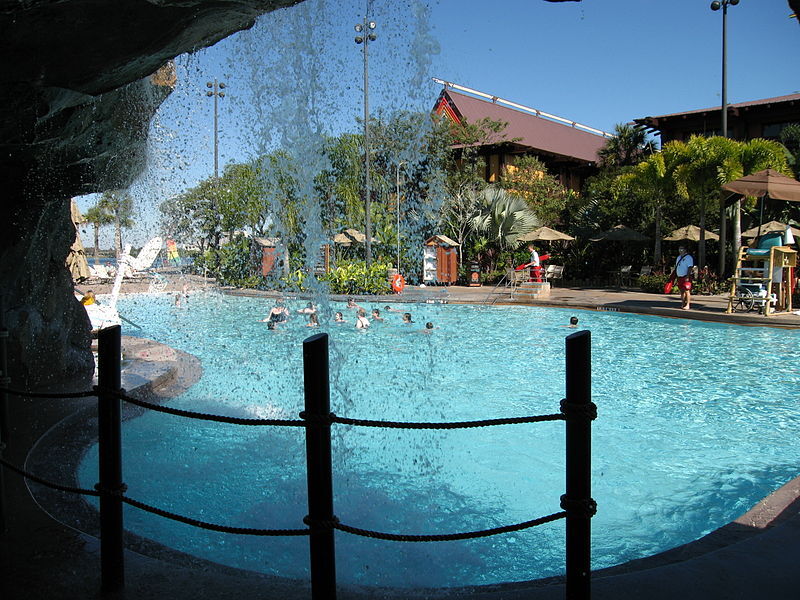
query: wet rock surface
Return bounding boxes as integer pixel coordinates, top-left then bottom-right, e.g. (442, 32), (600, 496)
(0, 0), (299, 385)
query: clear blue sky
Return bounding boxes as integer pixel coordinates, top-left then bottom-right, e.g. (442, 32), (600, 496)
(78, 0), (800, 248)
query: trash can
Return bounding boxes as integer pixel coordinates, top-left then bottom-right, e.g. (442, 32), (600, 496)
(469, 261), (481, 287)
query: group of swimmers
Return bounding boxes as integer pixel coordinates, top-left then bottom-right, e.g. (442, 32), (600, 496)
(261, 297), (435, 331)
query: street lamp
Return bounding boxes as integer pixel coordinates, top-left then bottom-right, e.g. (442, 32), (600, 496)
(355, 18), (377, 266)
(712, 0), (739, 278)
(710, 0), (739, 138)
(395, 161), (406, 272)
(206, 79), (226, 178)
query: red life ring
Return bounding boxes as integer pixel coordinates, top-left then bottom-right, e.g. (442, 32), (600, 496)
(391, 274), (405, 293)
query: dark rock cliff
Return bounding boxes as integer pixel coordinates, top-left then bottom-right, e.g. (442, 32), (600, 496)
(0, 0), (299, 385)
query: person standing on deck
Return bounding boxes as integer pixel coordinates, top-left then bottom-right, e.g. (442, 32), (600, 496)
(672, 246), (694, 310)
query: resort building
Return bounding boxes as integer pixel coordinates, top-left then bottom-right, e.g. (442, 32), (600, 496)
(634, 93), (800, 145)
(432, 80), (611, 192)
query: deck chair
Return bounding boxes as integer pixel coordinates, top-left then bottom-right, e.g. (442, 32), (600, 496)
(618, 265), (633, 287)
(632, 265), (652, 286)
(545, 264), (564, 286)
(123, 237), (163, 278)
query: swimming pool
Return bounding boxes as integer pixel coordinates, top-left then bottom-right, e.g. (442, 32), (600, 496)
(78, 293), (800, 588)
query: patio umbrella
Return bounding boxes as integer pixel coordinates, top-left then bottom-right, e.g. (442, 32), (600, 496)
(722, 169), (800, 248)
(589, 224), (649, 242)
(741, 221), (800, 239)
(722, 169), (800, 202)
(663, 225), (719, 242)
(333, 228), (379, 246)
(67, 199), (90, 281)
(518, 226), (575, 242)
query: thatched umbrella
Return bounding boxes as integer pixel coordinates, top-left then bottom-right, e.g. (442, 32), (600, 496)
(741, 221), (800, 240)
(589, 224), (649, 242)
(67, 199), (90, 281)
(333, 228), (379, 246)
(518, 226), (575, 242)
(663, 225), (719, 242)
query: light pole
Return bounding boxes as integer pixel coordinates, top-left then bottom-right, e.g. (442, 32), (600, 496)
(710, 0), (739, 138)
(354, 18), (377, 266)
(206, 79), (226, 178)
(711, 0), (739, 277)
(395, 161), (406, 272)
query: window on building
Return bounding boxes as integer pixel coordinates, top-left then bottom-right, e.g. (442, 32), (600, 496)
(762, 122), (792, 139)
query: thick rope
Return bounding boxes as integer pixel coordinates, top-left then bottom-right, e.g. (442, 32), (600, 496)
(330, 413), (565, 430)
(101, 387), (307, 427)
(328, 512), (567, 542)
(559, 399), (598, 421)
(0, 386), (96, 399)
(119, 495), (310, 536)
(0, 456), (100, 497)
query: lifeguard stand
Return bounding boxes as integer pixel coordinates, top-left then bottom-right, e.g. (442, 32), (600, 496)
(726, 232), (796, 316)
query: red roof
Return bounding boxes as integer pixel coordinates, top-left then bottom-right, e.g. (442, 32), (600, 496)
(637, 93), (800, 122)
(434, 89), (608, 164)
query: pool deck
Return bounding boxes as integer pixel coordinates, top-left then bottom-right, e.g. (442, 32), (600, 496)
(2, 283), (800, 599)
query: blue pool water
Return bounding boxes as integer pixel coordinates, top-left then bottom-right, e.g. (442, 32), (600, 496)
(79, 292), (800, 588)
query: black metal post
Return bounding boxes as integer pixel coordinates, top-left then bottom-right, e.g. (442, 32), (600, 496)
(97, 325), (124, 591)
(563, 330), (594, 600)
(303, 333), (336, 600)
(0, 294), (9, 534)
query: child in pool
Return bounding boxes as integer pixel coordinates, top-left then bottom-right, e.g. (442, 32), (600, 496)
(355, 308), (370, 329)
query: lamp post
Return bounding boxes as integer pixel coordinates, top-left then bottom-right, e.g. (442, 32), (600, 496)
(710, 0), (739, 138)
(395, 161), (406, 272)
(354, 18), (377, 267)
(206, 79), (226, 178)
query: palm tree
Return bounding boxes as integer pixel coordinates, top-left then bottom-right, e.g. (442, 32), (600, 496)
(665, 136), (788, 269)
(98, 190), (135, 258)
(83, 202), (114, 264)
(598, 123), (657, 169)
(470, 187), (539, 272)
(614, 153), (671, 265)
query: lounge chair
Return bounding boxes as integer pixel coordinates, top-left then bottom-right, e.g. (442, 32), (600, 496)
(545, 264), (564, 286)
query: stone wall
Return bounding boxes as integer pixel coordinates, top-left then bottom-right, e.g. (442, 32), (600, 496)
(0, 0), (299, 385)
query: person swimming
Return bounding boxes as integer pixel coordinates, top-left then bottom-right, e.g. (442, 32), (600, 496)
(355, 308), (370, 329)
(402, 312), (414, 324)
(383, 305), (402, 313)
(567, 316), (579, 328)
(334, 311), (346, 323)
(307, 312), (320, 327)
(262, 299), (289, 324)
(297, 302), (316, 315)
(371, 308), (384, 322)
(346, 297), (362, 310)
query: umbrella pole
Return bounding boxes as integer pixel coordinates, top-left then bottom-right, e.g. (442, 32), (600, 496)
(756, 195), (765, 242)
(719, 195), (727, 276)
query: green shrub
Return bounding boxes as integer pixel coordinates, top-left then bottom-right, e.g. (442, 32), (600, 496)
(321, 260), (392, 295)
(638, 273), (671, 294)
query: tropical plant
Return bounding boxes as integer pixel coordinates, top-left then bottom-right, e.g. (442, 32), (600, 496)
(598, 123), (657, 169)
(98, 190), (134, 258)
(471, 187), (539, 249)
(499, 155), (569, 225)
(779, 123), (800, 178)
(613, 152), (672, 264)
(83, 202), (114, 263)
(321, 260), (392, 295)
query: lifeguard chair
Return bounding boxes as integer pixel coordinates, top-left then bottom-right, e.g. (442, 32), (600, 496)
(727, 231), (796, 316)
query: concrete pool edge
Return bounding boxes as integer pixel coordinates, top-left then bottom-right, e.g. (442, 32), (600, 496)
(8, 325), (800, 598)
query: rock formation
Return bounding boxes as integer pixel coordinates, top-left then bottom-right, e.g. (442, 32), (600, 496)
(0, 0), (299, 386)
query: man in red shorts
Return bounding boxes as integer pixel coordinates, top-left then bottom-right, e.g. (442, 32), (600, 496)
(673, 246), (694, 310)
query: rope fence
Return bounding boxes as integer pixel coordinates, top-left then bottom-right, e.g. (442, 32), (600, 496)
(0, 324), (596, 600)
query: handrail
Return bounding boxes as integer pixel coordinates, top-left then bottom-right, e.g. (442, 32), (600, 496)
(0, 324), (595, 600)
(483, 271), (511, 304)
